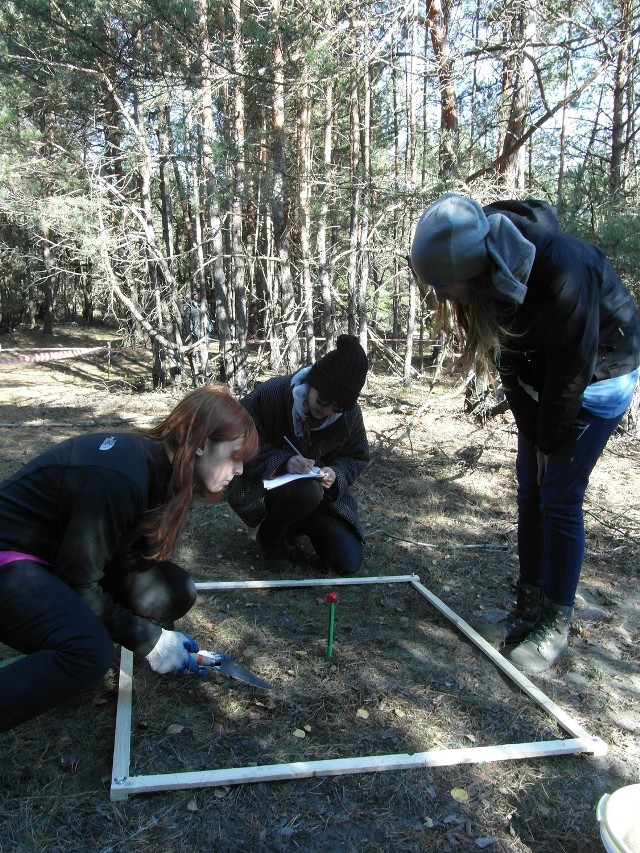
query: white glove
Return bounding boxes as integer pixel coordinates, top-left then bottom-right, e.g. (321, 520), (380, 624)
(146, 629), (201, 675)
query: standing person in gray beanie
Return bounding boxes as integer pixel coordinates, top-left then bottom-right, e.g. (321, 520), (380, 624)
(227, 335), (370, 575)
(410, 193), (640, 674)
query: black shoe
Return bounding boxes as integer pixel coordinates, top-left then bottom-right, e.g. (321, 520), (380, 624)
(256, 522), (293, 572)
(285, 534), (308, 563)
(476, 582), (543, 647)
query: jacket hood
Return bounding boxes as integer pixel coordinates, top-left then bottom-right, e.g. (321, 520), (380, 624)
(483, 198), (558, 254)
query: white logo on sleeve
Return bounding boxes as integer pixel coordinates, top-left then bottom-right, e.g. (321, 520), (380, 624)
(99, 437), (117, 451)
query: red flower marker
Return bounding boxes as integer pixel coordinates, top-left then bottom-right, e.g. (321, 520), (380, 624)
(326, 591), (338, 658)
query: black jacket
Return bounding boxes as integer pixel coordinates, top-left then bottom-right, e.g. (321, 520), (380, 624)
(484, 199), (640, 453)
(226, 374), (370, 538)
(0, 433), (172, 654)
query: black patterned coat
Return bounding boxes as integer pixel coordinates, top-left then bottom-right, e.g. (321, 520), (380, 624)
(226, 375), (370, 540)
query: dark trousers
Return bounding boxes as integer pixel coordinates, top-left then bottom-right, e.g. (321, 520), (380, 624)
(516, 408), (623, 606)
(263, 479), (363, 574)
(0, 559), (195, 732)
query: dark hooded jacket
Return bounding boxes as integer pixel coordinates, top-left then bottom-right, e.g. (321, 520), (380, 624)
(0, 433), (172, 654)
(226, 374), (369, 538)
(483, 199), (640, 453)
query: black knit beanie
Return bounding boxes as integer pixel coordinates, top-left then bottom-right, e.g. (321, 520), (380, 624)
(307, 334), (368, 410)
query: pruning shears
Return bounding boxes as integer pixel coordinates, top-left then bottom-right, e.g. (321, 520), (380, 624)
(195, 650), (272, 690)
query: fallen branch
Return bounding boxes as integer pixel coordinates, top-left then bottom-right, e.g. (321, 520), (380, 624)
(377, 529), (507, 550)
(369, 377), (470, 461)
(583, 504), (640, 539)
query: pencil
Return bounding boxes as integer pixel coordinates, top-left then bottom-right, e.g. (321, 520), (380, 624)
(283, 435), (303, 456)
(283, 434), (320, 477)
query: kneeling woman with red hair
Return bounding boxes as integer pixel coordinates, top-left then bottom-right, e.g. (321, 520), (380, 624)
(0, 386), (258, 731)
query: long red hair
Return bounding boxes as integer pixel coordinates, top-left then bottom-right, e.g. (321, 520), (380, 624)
(142, 385), (258, 559)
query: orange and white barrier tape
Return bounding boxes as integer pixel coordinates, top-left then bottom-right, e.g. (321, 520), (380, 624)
(0, 346), (108, 365)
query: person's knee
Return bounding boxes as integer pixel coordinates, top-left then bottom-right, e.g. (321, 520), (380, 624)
(330, 552), (363, 575)
(120, 561), (197, 623)
(164, 562), (198, 617)
(179, 573), (198, 616)
(83, 633), (115, 683)
(291, 479), (324, 519)
(320, 539), (364, 575)
(267, 478), (323, 520)
(59, 626), (114, 689)
(539, 480), (586, 515)
(297, 478), (324, 504)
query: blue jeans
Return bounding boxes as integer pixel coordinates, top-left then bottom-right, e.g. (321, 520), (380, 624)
(0, 559), (195, 732)
(291, 511), (364, 575)
(516, 409), (623, 606)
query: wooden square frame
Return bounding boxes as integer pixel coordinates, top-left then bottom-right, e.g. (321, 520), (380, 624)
(110, 574), (606, 800)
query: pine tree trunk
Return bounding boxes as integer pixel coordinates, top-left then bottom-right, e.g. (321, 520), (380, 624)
(347, 15), (361, 338)
(271, 0), (300, 372)
(297, 70), (314, 365)
(198, 0), (230, 383)
(317, 6), (335, 353)
(230, 0), (248, 393)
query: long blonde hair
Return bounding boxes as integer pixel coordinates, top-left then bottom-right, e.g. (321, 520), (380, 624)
(435, 286), (515, 381)
(141, 386), (258, 559)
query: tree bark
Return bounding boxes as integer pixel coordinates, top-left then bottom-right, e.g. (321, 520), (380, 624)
(610, 0), (633, 201)
(425, 0), (459, 177)
(317, 36), (335, 353)
(297, 69), (314, 365)
(230, 0), (248, 393)
(271, 0), (300, 372)
(497, 0), (537, 191)
(347, 13), (361, 338)
(197, 0), (230, 383)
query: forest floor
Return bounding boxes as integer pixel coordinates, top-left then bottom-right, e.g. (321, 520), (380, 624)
(0, 324), (639, 853)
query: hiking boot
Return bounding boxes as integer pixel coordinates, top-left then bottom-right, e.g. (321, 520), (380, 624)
(475, 582), (543, 647)
(256, 522), (293, 572)
(505, 598), (573, 674)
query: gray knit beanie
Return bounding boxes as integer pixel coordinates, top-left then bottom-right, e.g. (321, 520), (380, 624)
(410, 193), (489, 287)
(307, 334), (368, 410)
(410, 193), (535, 304)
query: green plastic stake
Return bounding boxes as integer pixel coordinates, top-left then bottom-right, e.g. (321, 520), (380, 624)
(326, 591), (338, 658)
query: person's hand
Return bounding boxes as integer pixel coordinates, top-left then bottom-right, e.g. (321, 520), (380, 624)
(318, 466), (336, 489)
(286, 454), (315, 474)
(536, 449), (549, 485)
(146, 628), (204, 676)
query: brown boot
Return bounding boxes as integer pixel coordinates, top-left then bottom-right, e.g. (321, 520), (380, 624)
(505, 598), (573, 674)
(476, 582), (543, 647)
